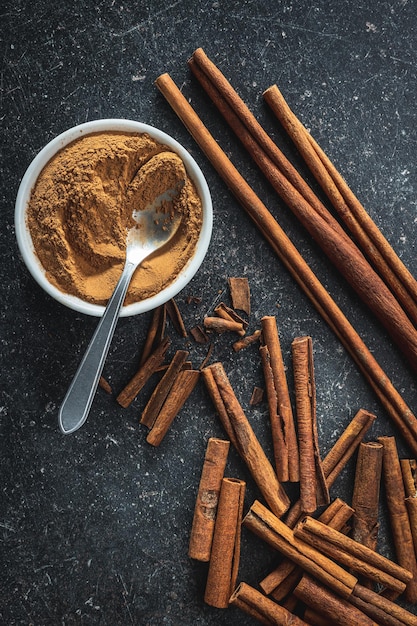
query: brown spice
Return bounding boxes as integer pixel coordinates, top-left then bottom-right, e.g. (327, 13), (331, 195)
(27, 132), (203, 306)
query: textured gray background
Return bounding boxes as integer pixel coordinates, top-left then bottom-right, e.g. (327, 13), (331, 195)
(2, 0), (417, 623)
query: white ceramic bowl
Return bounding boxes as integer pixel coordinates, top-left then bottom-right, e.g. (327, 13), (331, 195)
(15, 119), (213, 317)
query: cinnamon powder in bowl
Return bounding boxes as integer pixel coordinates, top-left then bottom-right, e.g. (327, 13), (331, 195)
(15, 120), (212, 317)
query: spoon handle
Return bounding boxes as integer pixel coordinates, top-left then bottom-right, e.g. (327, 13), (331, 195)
(58, 261), (137, 434)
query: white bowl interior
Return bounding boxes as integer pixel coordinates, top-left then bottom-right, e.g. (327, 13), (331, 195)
(15, 119), (213, 317)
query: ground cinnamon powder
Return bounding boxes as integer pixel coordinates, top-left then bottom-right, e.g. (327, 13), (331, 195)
(26, 131), (203, 306)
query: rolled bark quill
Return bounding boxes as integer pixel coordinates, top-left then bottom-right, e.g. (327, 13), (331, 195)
(154, 71), (417, 458)
(202, 362), (290, 518)
(378, 435), (417, 603)
(351, 441), (383, 587)
(188, 48), (417, 374)
(204, 477), (245, 608)
(260, 315), (299, 483)
(188, 438), (230, 561)
(292, 336), (329, 512)
(263, 83), (417, 329)
(229, 582), (308, 625)
(401, 458), (417, 561)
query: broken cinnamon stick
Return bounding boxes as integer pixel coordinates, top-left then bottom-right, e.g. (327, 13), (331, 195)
(202, 362), (290, 518)
(260, 315), (299, 482)
(165, 298), (187, 338)
(140, 349), (189, 428)
(378, 436), (417, 603)
(204, 477), (245, 608)
(203, 316), (244, 334)
(140, 304), (166, 365)
(146, 369), (200, 446)
(155, 70), (417, 457)
(401, 459), (417, 562)
(233, 329), (261, 352)
(116, 337), (170, 408)
(229, 582), (308, 625)
(228, 277), (250, 315)
(98, 375), (112, 394)
(292, 336), (329, 512)
(188, 437), (230, 561)
(214, 301), (247, 335)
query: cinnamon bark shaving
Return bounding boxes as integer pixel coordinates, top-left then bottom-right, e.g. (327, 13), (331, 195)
(228, 277), (250, 315)
(166, 297), (188, 337)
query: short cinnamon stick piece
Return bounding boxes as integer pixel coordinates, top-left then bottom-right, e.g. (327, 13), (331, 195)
(204, 477), (245, 608)
(294, 575), (377, 626)
(233, 329), (261, 352)
(228, 277), (251, 315)
(214, 301), (248, 335)
(99, 376), (112, 394)
(203, 316), (244, 334)
(285, 408), (376, 528)
(379, 435), (417, 603)
(140, 350), (190, 428)
(351, 441), (383, 588)
(116, 337), (171, 408)
(261, 315), (299, 482)
(292, 336), (329, 512)
(229, 582), (308, 625)
(203, 362), (290, 518)
(188, 438), (230, 561)
(146, 369), (200, 446)
(243, 500), (358, 599)
(294, 515), (412, 594)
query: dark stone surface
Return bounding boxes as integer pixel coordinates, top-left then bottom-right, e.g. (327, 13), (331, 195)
(2, 0), (417, 623)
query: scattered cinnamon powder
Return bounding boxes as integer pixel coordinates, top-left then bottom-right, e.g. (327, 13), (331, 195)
(26, 131), (203, 306)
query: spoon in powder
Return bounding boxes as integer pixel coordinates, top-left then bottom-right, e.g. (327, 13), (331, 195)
(58, 190), (183, 435)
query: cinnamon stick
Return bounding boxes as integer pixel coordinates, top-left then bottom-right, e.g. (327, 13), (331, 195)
(294, 575), (378, 626)
(260, 498), (353, 601)
(292, 336), (329, 512)
(203, 316), (244, 334)
(214, 301), (248, 334)
(401, 459), (417, 561)
(140, 304), (166, 365)
(263, 83), (417, 329)
(204, 477), (245, 608)
(165, 298), (187, 338)
(378, 435), (417, 602)
(146, 369), (200, 446)
(189, 48), (417, 374)
(294, 515), (412, 594)
(154, 71), (417, 457)
(116, 336), (170, 408)
(202, 362), (290, 517)
(351, 583), (417, 626)
(284, 408), (376, 528)
(140, 349), (190, 428)
(229, 582), (308, 625)
(351, 441), (383, 586)
(260, 315), (299, 482)
(243, 499), (358, 599)
(228, 277), (251, 315)
(188, 437), (230, 561)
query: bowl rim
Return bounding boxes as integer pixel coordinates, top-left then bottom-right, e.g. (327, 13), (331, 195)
(15, 119), (213, 317)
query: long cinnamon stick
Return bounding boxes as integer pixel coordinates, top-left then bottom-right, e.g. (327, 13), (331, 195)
(401, 459), (417, 561)
(154, 71), (417, 458)
(229, 582), (308, 625)
(204, 477), (245, 608)
(378, 435), (417, 603)
(292, 336), (329, 512)
(351, 583), (417, 626)
(294, 575), (378, 626)
(188, 438), (230, 561)
(146, 369), (200, 446)
(202, 362), (290, 517)
(260, 315), (299, 482)
(189, 48), (417, 374)
(263, 83), (417, 329)
(116, 336), (170, 408)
